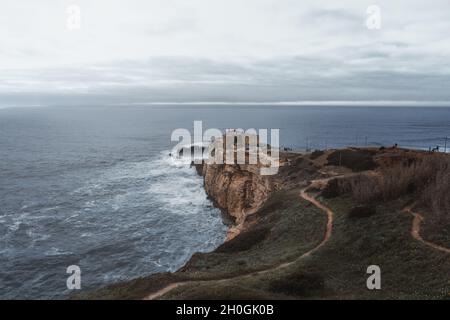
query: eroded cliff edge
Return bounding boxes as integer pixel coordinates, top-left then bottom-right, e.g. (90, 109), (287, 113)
(195, 162), (275, 240)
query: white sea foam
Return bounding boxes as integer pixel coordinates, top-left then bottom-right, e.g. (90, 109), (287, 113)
(45, 247), (73, 256)
(1, 150), (227, 299)
(145, 152), (212, 215)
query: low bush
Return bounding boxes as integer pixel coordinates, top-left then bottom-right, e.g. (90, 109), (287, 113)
(348, 205), (377, 219)
(269, 271), (324, 296)
(310, 150), (325, 160)
(215, 227), (270, 253)
(327, 149), (377, 172)
(321, 178), (352, 198)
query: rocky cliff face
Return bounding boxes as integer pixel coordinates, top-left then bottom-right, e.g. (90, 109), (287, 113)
(196, 162), (273, 240)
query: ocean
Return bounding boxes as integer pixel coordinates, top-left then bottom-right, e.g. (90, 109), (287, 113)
(0, 105), (449, 299)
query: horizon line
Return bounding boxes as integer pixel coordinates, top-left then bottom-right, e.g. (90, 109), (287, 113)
(110, 100), (450, 107)
(2, 100), (450, 109)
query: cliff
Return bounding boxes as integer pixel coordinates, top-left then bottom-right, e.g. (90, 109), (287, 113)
(196, 162), (273, 240)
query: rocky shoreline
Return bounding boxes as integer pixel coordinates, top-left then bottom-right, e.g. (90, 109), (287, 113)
(78, 147), (450, 300)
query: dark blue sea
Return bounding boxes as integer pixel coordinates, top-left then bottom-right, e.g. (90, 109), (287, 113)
(0, 105), (449, 299)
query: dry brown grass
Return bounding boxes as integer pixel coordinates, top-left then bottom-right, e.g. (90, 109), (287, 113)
(420, 159), (450, 222)
(348, 174), (381, 203)
(328, 154), (449, 222)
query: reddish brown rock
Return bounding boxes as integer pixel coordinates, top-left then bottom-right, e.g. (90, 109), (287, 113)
(197, 162), (273, 240)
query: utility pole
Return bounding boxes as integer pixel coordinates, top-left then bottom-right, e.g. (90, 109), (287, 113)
(445, 136), (448, 153)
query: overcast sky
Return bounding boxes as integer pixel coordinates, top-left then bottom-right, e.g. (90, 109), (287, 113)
(1, 0), (450, 106)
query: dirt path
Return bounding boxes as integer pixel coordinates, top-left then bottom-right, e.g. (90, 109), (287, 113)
(144, 282), (186, 300)
(143, 182), (334, 300)
(299, 187), (333, 256)
(403, 205), (450, 254)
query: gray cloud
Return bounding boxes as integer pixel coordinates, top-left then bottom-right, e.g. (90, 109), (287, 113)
(0, 0), (450, 107)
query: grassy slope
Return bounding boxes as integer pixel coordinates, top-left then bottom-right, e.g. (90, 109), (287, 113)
(161, 196), (449, 300)
(179, 190), (326, 276)
(420, 209), (450, 249)
(306, 196), (449, 299)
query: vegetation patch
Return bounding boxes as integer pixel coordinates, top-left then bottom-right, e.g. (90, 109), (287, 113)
(321, 178), (351, 198)
(72, 272), (189, 300)
(327, 149), (377, 172)
(215, 227), (270, 253)
(310, 150), (325, 160)
(268, 270), (325, 297)
(348, 205), (377, 219)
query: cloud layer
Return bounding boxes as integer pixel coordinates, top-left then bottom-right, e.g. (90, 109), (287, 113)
(1, 0), (450, 106)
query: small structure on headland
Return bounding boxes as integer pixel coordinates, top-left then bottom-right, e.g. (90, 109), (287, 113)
(172, 130), (280, 175)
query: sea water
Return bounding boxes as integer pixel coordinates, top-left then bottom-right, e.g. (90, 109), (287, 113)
(0, 105), (449, 298)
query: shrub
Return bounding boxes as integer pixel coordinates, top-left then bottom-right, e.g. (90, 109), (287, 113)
(322, 178), (352, 198)
(327, 149), (377, 172)
(310, 150), (325, 160)
(348, 205), (377, 218)
(269, 272), (324, 296)
(349, 174), (381, 203)
(215, 227), (270, 253)
(321, 179), (340, 198)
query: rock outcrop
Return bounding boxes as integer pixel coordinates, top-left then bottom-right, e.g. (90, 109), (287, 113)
(196, 162), (273, 240)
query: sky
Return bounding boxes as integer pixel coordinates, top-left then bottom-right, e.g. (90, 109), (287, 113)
(1, 0), (450, 106)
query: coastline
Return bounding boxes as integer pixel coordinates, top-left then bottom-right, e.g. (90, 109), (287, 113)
(76, 146), (450, 300)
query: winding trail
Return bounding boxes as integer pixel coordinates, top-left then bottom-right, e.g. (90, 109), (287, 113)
(299, 187), (333, 256)
(144, 181), (334, 300)
(145, 282), (186, 300)
(403, 205), (450, 254)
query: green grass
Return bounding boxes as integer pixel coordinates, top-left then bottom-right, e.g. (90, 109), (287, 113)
(420, 210), (450, 249)
(78, 190), (450, 300)
(301, 196), (450, 299)
(161, 195), (450, 300)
